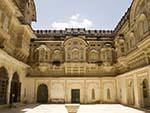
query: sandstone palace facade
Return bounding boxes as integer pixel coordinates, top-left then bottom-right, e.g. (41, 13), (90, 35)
(0, 0), (150, 108)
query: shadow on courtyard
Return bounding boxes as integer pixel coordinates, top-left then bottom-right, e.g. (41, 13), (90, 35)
(0, 104), (40, 113)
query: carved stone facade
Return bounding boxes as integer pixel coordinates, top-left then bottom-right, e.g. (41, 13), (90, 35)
(0, 0), (36, 107)
(28, 29), (115, 77)
(0, 0), (149, 109)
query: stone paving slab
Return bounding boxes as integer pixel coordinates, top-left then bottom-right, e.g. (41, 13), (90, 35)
(0, 104), (148, 113)
(78, 104), (146, 113)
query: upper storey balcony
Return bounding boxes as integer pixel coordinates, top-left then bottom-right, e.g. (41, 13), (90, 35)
(27, 32), (117, 77)
(27, 62), (117, 77)
(28, 33), (115, 66)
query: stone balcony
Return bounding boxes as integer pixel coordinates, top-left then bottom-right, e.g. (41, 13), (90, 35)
(27, 63), (117, 77)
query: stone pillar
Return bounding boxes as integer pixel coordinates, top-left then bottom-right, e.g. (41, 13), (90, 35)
(139, 82), (144, 108)
(7, 78), (12, 104)
(48, 80), (51, 103)
(65, 80), (68, 103)
(133, 75), (140, 107)
(20, 82), (24, 103)
(100, 79), (103, 103)
(83, 80), (86, 104)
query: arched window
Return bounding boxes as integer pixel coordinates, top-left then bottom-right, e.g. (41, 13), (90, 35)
(90, 50), (99, 61)
(72, 49), (79, 60)
(138, 14), (149, 40)
(107, 89), (111, 100)
(35, 45), (50, 62)
(64, 37), (87, 62)
(52, 50), (61, 66)
(53, 50), (61, 61)
(0, 67), (8, 105)
(10, 72), (21, 103)
(107, 50), (113, 61)
(143, 18), (149, 34)
(142, 79), (149, 98)
(80, 52), (84, 59)
(34, 50), (39, 61)
(101, 52), (105, 61)
(40, 49), (45, 61)
(139, 22), (144, 39)
(67, 52), (71, 60)
(92, 88), (95, 100)
(45, 52), (48, 60)
(130, 32), (136, 47)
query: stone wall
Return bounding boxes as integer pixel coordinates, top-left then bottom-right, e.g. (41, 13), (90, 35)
(116, 66), (150, 107)
(0, 49), (28, 104)
(24, 77), (116, 104)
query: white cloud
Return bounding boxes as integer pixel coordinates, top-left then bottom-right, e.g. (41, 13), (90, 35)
(51, 14), (93, 30)
(70, 14), (80, 20)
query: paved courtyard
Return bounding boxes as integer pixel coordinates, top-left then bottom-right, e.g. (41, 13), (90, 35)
(0, 104), (148, 113)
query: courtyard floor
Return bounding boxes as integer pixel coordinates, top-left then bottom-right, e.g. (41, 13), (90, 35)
(0, 104), (149, 113)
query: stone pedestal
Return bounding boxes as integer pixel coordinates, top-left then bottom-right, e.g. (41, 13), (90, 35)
(65, 104), (80, 113)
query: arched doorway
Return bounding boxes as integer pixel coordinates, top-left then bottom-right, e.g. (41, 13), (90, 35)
(37, 84), (48, 103)
(107, 88), (111, 100)
(91, 88), (95, 100)
(142, 79), (149, 107)
(0, 67), (8, 105)
(10, 72), (21, 104)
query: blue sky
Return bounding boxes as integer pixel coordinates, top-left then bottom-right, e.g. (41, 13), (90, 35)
(32, 0), (132, 30)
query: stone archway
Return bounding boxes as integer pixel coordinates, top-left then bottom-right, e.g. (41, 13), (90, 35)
(142, 79), (149, 107)
(10, 72), (21, 104)
(37, 84), (48, 103)
(0, 67), (8, 105)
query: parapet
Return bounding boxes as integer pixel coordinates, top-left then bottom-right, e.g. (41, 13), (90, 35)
(34, 28), (114, 37)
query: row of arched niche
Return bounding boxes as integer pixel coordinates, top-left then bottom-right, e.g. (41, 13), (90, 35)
(32, 38), (114, 65)
(36, 84), (112, 104)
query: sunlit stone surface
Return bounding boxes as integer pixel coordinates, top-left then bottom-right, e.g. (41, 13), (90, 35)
(0, 0), (150, 110)
(0, 104), (146, 113)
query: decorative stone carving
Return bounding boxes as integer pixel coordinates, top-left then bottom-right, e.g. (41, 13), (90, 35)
(145, 0), (150, 17)
(14, 0), (36, 24)
(65, 104), (80, 113)
(101, 44), (114, 66)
